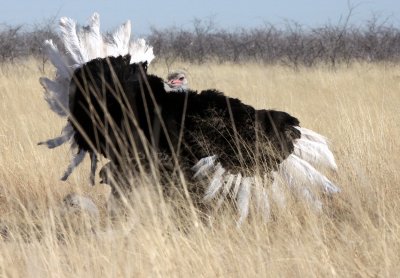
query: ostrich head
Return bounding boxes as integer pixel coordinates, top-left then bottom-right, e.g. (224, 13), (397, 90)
(166, 71), (188, 92)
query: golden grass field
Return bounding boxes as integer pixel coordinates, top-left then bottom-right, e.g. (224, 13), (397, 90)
(0, 59), (399, 277)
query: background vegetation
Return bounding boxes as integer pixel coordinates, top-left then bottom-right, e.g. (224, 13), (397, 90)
(2, 14), (400, 69)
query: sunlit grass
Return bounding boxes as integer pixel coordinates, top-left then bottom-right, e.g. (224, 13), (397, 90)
(0, 59), (399, 276)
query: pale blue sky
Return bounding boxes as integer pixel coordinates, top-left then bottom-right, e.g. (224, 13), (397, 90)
(1, 1), (400, 35)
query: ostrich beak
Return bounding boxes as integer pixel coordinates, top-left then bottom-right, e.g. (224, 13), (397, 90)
(168, 78), (184, 87)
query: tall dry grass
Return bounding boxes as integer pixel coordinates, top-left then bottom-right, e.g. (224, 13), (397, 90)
(0, 59), (399, 277)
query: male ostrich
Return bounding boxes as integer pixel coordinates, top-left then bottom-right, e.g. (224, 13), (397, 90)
(66, 54), (339, 223)
(39, 13), (339, 223)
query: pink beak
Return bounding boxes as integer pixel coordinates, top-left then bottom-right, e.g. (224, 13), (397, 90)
(168, 79), (183, 87)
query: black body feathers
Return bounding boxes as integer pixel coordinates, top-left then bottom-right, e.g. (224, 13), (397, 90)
(69, 55), (301, 181)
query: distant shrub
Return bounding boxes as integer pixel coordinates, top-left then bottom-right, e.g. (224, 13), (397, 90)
(148, 16), (400, 69)
(2, 14), (400, 69)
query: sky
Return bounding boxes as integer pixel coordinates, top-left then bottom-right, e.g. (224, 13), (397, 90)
(1, 0), (400, 35)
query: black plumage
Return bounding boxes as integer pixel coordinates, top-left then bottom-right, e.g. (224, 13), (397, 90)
(70, 55), (143, 162)
(69, 54), (301, 193)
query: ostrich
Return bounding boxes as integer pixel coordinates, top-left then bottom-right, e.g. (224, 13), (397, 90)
(39, 13), (340, 223)
(69, 54), (339, 223)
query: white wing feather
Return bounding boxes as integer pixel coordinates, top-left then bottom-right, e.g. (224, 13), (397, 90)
(295, 126), (328, 145)
(39, 77), (70, 117)
(253, 180), (271, 221)
(236, 177), (252, 226)
(279, 154), (340, 194)
(38, 122), (74, 148)
(200, 126), (339, 223)
(106, 20), (132, 57)
(43, 40), (71, 78)
(61, 149), (87, 181)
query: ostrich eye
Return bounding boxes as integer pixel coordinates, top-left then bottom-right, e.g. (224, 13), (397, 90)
(179, 77), (184, 81)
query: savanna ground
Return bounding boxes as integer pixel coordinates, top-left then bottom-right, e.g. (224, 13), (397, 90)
(0, 59), (399, 277)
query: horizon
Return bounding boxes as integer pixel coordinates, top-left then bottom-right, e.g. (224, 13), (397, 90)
(1, 1), (400, 35)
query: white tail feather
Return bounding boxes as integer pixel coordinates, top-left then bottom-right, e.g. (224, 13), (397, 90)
(294, 138), (337, 171)
(129, 38), (155, 64)
(59, 17), (87, 65)
(106, 20), (131, 57)
(77, 12), (103, 60)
